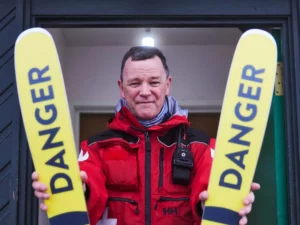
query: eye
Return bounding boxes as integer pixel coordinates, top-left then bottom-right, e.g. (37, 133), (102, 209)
(150, 81), (160, 86)
(130, 82), (140, 87)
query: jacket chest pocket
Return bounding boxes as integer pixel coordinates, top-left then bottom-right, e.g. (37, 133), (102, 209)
(159, 148), (190, 195)
(102, 143), (139, 191)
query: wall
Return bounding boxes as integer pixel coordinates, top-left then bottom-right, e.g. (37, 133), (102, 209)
(63, 45), (235, 109)
(48, 29), (66, 70)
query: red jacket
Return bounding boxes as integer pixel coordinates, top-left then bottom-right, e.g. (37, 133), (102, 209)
(79, 106), (215, 225)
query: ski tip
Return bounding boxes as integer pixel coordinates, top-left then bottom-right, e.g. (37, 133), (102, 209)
(241, 29), (276, 45)
(15, 27), (51, 45)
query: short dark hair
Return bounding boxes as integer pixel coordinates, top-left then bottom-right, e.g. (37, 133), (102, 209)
(120, 46), (170, 81)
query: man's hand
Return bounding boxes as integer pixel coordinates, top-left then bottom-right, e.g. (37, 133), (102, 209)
(32, 170), (88, 211)
(80, 171), (88, 193)
(199, 182), (261, 225)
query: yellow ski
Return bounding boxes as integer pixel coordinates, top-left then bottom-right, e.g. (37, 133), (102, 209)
(14, 28), (90, 225)
(201, 29), (277, 225)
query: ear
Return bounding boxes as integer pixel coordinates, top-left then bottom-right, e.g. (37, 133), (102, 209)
(166, 75), (172, 96)
(118, 80), (125, 98)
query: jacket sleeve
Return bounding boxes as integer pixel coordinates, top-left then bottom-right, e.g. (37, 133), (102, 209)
(78, 140), (108, 225)
(190, 138), (215, 222)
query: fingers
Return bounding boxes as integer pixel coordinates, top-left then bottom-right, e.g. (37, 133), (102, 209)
(250, 182), (261, 191)
(243, 192), (255, 205)
(32, 171), (50, 200)
(239, 216), (248, 225)
(32, 171), (39, 181)
(34, 181), (49, 212)
(238, 191), (254, 225)
(239, 203), (252, 216)
(236, 183), (260, 224)
(32, 171), (48, 193)
(32, 181), (47, 192)
(32, 171), (49, 212)
(34, 190), (50, 200)
(40, 203), (48, 211)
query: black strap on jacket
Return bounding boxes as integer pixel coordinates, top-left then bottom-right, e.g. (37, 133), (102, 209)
(172, 125), (194, 185)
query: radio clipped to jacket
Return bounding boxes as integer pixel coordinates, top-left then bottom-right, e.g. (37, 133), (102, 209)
(172, 126), (194, 185)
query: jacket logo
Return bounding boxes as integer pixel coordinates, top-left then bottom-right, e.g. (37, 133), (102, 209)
(210, 148), (215, 158)
(163, 207), (178, 215)
(78, 150), (89, 162)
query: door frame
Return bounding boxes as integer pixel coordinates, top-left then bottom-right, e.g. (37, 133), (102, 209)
(26, 12), (300, 225)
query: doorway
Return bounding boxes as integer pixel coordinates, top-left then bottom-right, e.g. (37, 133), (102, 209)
(39, 26), (287, 225)
(79, 112), (220, 143)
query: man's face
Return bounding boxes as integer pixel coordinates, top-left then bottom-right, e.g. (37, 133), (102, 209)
(118, 56), (172, 120)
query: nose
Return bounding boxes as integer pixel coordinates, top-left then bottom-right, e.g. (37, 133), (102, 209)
(139, 83), (151, 96)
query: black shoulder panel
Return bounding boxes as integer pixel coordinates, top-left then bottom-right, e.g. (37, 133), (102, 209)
(158, 126), (211, 147)
(183, 127), (211, 145)
(157, 128), (178, 147)
(87, 129), (139, 145)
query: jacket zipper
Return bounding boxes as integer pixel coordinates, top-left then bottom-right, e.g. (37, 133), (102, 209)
(145, 131), (151, 225)
(158, 148), (164, 191)
(108, 197), (139, 214)
(154, 197), (190, 210)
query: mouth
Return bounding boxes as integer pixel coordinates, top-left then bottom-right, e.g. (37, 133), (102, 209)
(137, 101), (154, 104)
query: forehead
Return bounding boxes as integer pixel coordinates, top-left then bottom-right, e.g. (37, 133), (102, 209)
(123, 56), (166, 80)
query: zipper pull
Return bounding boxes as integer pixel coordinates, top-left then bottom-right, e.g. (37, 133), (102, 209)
(129, 200), (139, 214)
(135, 204), (139, 214)
(154, 201), (158, 210)
(145, 132), (151, 152)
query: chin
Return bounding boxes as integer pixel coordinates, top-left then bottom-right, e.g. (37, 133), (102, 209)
(137, 111), (157, 120)
(135, 106), (158, 120)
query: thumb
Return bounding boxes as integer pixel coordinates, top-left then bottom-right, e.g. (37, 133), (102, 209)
(199, 191), (209, 208)
(80, 171), (88, 193)
(80, 171), (88, 183)
(199, 191), (209, 201)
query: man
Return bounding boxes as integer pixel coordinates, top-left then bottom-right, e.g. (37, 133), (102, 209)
(32, 46), (260, 225)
